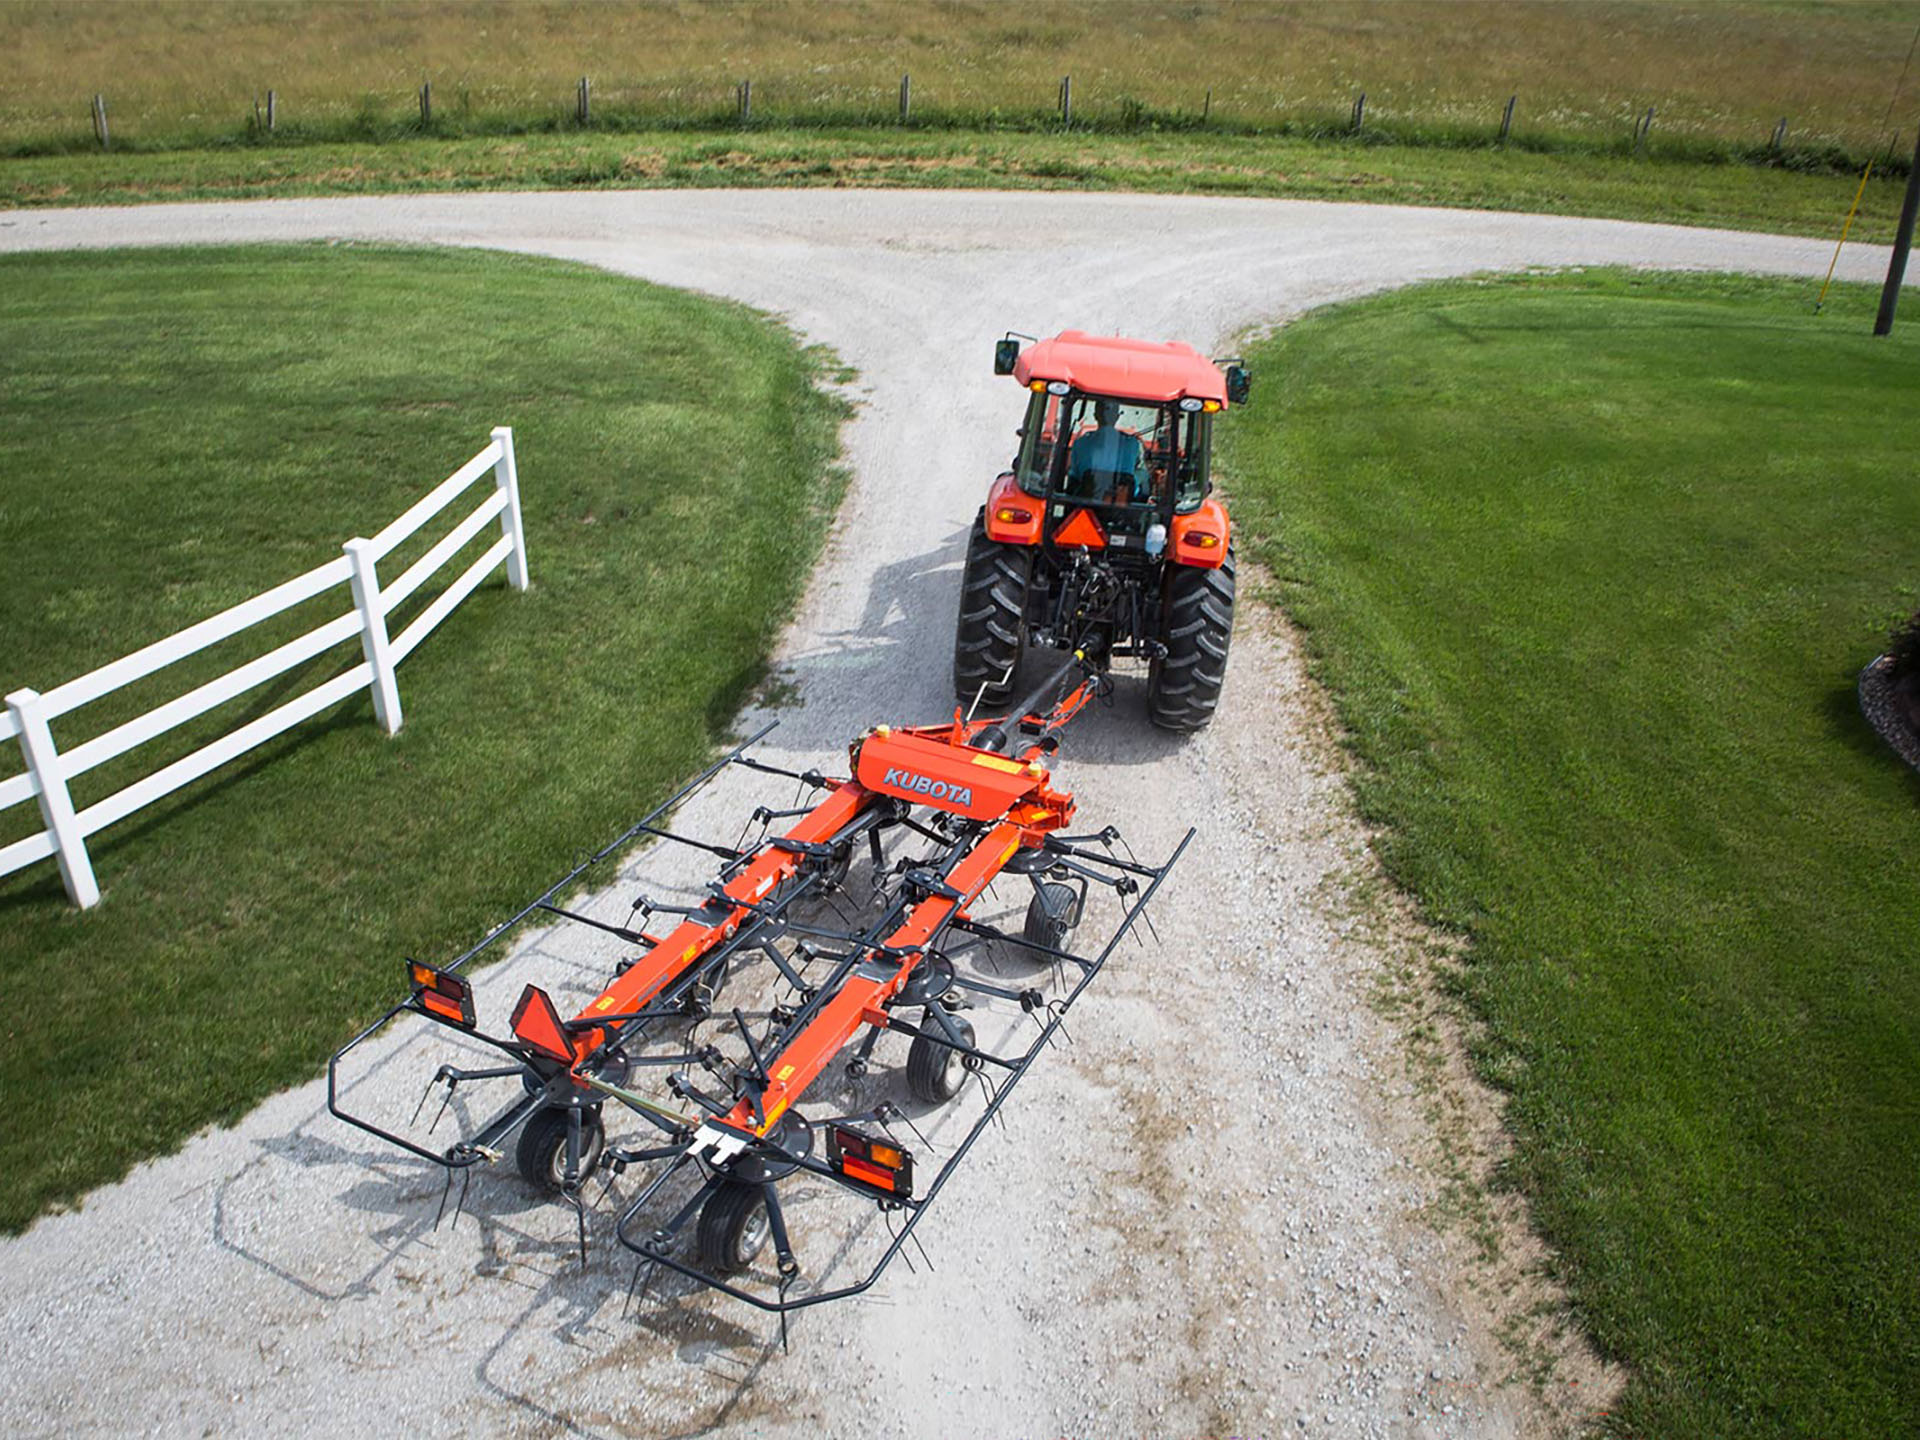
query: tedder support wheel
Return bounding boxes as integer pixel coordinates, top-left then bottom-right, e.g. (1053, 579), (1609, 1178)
(907, 1010), (976, 1104)
(952, 509), (1028, 709)
(698, 1181), (771, 1275)
(1148, 548), (1236, 733)
(1023, 881), (1079, 955)
(515, 1106), (605, 1193)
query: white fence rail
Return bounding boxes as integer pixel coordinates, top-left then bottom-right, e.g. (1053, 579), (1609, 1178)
(1, 428), (528, 909)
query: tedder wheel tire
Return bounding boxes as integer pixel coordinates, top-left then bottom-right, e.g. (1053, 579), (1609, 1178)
(515, 1106), (605, 1193)
(1023, 881), (1079, 955)
(1148, 548), (1236, 733)
(697, 1181), (771, 1275)
(818, 841), (853, 892)
(953, 509), (1028, 709)
(906, 1011), (976, 1104)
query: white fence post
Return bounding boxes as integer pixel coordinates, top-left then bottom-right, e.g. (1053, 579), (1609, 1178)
(343, 538), (403, 735)
(492, 425), (529, 592)
(6, 688), (99, 908)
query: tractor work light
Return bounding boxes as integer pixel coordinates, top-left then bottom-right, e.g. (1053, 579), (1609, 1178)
(828, 1124), (915, 1198)
(1178, 397), (1202, 412)
(1046, 380), (1070, 395)
(407, 960), (477, 1029)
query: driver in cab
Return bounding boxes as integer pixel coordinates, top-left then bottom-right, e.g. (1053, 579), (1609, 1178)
(1066, 398), (1147, 502)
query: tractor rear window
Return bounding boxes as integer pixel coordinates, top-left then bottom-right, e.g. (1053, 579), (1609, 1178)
(1015, 392), (1210, 512)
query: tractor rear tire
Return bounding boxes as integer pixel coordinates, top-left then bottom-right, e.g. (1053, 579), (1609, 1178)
(906, 1011), (976, 1104)
(953, 510), (1028, 709)
(515, 1106), (605, 1194)
(1148, 550), (1236, 733)
(697, 1181), (771, 1275)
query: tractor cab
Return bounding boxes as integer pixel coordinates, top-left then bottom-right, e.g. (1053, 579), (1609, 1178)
(1011, 388), (1214, 549)
(955, 331), (1247, 732)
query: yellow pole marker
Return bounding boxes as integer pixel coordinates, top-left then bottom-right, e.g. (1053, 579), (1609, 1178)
(1817, 161), (1875, 313)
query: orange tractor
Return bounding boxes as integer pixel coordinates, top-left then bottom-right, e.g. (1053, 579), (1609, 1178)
(955, 331), (1248, 732)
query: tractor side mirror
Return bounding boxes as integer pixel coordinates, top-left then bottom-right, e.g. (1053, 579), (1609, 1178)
(1225, 365), (1251, 406)
(994, 338), (1020, 376)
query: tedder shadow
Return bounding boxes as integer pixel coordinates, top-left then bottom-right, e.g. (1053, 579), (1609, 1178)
(211, 879), (1039, 1437)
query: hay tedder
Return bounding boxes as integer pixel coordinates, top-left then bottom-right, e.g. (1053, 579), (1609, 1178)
(330, 650), (1190, 1319)
(957, 331), (1248, 732)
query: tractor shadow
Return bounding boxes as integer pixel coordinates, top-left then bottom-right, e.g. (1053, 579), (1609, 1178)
(738, 521), (1216, 776)
(732, 527), (970, 752)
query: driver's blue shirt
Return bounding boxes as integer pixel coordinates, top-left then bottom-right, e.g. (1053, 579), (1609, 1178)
(1067, 425), (1145, 498)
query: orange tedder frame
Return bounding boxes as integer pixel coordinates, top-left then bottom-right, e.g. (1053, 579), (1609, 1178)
(535, 663), (1096, 1143)
(332, 635), (1190, 1323)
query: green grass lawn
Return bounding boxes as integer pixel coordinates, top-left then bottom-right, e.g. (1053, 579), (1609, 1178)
(0, 245), (848, 1232)
(1222, 271), (1920, 1435)
(3, 126), (1909, 245)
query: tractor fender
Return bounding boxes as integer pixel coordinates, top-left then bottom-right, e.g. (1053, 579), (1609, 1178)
(982, 472), (1043, 546)
(1170, 498), (1231, 569)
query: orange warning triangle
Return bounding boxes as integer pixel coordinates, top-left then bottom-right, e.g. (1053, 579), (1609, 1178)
(1053, 508), (1107, 548)
(511, 984), (576, 1062)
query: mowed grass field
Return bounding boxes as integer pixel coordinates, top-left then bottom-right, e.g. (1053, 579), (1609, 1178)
(4, 125), (1912, 245)
(5, 2), (1916, 237)
(1222, 271), (1920, 1435)
(0, 246), (848, 1232)
(4, 0), (1915, 152)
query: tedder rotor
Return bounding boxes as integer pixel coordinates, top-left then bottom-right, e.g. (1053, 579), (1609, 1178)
(331, 651), (1189, 1320)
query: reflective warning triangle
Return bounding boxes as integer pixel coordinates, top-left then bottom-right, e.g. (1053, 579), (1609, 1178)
(1053, 509), (1107, 548)
(511, 984), (576, 1062)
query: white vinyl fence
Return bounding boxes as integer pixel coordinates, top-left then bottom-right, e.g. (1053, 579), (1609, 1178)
(1, 428), (528, 910)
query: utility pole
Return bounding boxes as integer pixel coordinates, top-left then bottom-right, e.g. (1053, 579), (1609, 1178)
(1874, 125), (1920, 336)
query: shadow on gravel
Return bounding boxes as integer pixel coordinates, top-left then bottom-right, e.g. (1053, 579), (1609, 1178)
(741, 519), (1216, 772)
(736, 526), (971, 753)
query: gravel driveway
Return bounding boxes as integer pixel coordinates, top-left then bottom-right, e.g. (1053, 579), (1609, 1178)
(0, 192), (1898, 1438)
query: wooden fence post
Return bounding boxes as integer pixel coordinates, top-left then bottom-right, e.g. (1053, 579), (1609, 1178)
(1060, 75), (1072, 127)
(1351, 91), (1366, 132)
(1203, 88), (1211, 122)
(267, 88), (276, 131)
(1772, 116), (1788, 152)
(577, 76), (591, 126)
(6, 689), (99, 909)
(343, 539), (402, 736)
(1499, 94), (1516, 145)
(491, 427), (529, 592)
(739, 79), (752, 124)
(419, 80), (431, 126)
(1636, 105), (1655, 153)
(91, 94), (109, 151)
(899, 73), (911, 124)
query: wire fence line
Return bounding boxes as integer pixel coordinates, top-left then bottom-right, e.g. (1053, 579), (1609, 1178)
(25, 73), (1918, 174)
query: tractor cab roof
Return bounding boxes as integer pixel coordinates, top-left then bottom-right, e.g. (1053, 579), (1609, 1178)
(1012, 330), (1228, 407)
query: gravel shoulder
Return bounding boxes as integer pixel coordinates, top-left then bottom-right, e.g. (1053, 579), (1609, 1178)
(0, 192), (1899, 1437)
